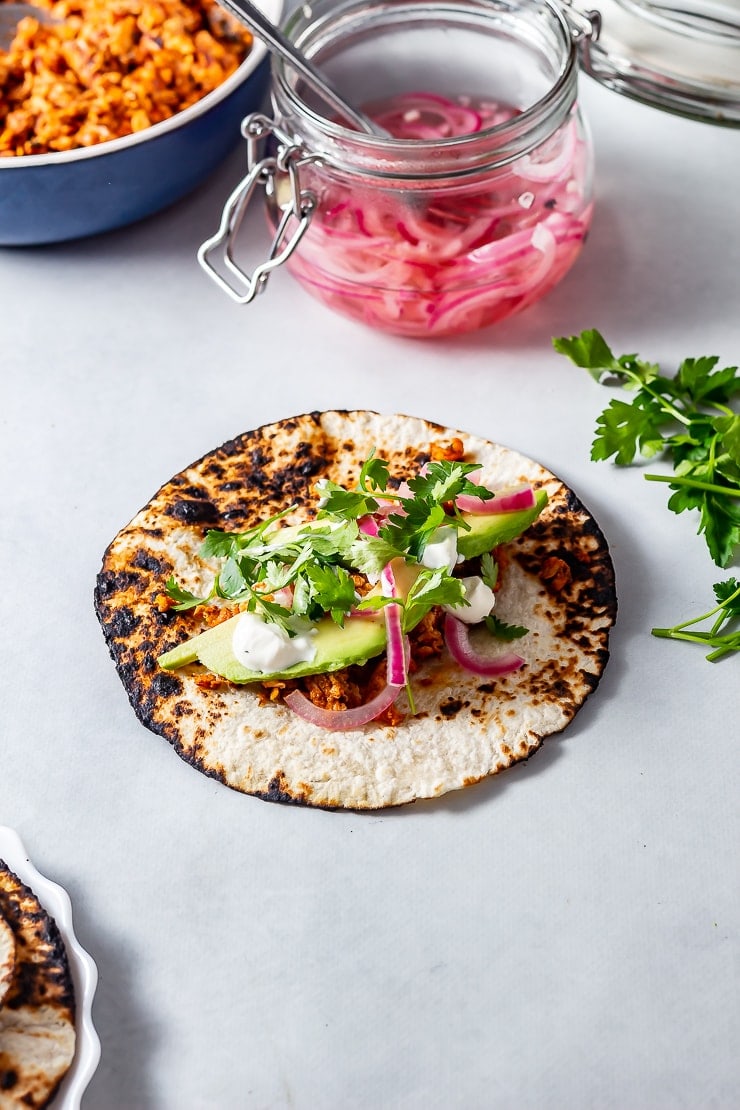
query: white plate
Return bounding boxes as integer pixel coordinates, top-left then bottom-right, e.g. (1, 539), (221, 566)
(0, 827), (101, 1109)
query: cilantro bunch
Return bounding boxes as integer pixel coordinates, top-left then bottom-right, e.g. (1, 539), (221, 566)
(165, 454), (495, 636)
(319, 451), (493, 560)
(166, 508), (361, 631)
(554, 328), (740, 659)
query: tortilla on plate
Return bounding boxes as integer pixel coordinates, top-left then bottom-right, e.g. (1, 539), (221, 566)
(0, 861), (76, 1109)
(0, 915), (14, 1007)
(95, 410), (617, 809)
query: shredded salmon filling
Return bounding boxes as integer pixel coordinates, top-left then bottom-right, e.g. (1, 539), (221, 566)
(430, 438), (465, 462)
(540, 555), (572, 592)
(0, 0), (253, 156)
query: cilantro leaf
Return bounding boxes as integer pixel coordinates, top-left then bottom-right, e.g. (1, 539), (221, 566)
(348, 535), (406, 580)
(699, 497), (740, 568)
(406, 460), (490, 504)
(301, 563), (358, 625)
(714, 578), (740, 613)
(716, 413), (740, 465)
(480, 552), (499, 591)
(402, 569), (466, 632)
(199, 530), (241, 560)
(484, 615), (528, 640)
(676, 357), (740, 405)
(318, 485), (380, 520)
(381, 500), (447, 561)
(199, 506), (296, 560)
(553, 328), (661, 386)
(217, 557), (248, 599)
(555, 328), (740, 570)
(359, 451), (391, 493)
(165, 576), (210, 611)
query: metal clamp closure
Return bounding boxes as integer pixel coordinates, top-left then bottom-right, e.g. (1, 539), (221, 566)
(562, 2), (602, 44)
(197, 113), (318, 304)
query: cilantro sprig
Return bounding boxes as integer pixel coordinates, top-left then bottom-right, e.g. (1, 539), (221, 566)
(379, 460), (492, 559)
(553, 328), (740, 568)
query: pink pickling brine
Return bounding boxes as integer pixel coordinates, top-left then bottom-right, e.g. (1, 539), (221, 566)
(271, 92), (593, 338)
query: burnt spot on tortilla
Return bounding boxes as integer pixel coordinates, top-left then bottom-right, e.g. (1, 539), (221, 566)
(202, 460), (226, 480)
(263, 772), (310, 805)
(108, 606), (140, 639)
(96, 569), (141, 598)
(253, 771), (329, 808)
(439, 697), (466, 718)
(179, 485), (210, 499)
(149, 672), (182, 699)
(165, 499), (219, 524)
(131, 550), (170, 575)
(222, 508), (250, 523)
(0, 1069), (18, 1090)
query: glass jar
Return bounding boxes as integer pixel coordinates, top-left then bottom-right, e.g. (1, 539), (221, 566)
(200, 0), (594, 338)
(198, 0), (740, 337)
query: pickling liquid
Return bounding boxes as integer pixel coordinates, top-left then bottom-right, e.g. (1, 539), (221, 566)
(271, 92), (592, 338)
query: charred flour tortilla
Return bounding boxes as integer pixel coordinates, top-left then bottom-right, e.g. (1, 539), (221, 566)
(0, 916), (13, 1006)
(95, 411), (616, 809)
(0, 861), (76, 1108)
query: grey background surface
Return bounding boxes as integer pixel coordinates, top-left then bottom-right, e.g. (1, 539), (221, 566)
(1, 39), (739, 1110)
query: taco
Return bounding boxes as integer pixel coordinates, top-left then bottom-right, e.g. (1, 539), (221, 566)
(0, 861), (76, 1109)
(94, 411), (616, 809)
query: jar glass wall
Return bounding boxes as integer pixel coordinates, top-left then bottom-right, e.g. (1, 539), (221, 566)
(211, 0), (595, 338)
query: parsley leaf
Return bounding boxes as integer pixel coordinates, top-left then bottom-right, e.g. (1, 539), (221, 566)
(555, 328), (740, 569)
(553, 329), (660, 386)
(652, 579), (740, 661)
(591, 395), (668, 465)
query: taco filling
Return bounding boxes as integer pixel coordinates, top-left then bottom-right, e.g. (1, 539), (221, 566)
(95, 411), (617, 809)
(155, 443), (549, 730)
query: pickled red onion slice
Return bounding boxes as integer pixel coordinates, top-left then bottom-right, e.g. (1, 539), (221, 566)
(369, 91), (496, 140)
(284, 684), (402, 731)
(455, 484), (535, 514)
(358, 514), (380, 536)
(380, 561), (408, 686)
(444, 615), (524, 677)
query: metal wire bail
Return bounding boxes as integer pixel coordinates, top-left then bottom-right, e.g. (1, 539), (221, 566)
(197, 113), (317, 304)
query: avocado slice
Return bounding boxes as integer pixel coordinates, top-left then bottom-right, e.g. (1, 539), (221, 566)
(456, 487), (548, 558)
(157, 489), (547, 683)
(158, 609), (388, 683)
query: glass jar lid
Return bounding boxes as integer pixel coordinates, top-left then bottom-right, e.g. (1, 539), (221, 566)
(569, 0), (740, 124)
